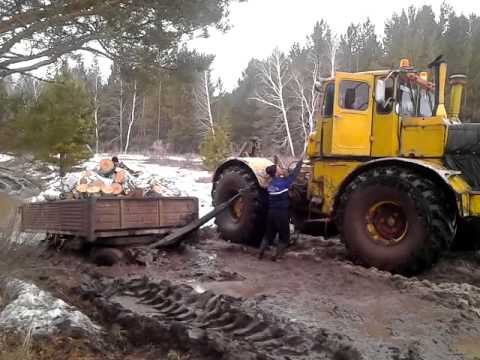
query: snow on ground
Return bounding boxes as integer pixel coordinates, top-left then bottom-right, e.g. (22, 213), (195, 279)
(132, 162), (213, 217)
(165, 155), (202, 162)
(0, 154), (14, 162)
(108, 156), (213, 217)
(35, 154), (213, 217)
(0, 280), (101, 336)
(84, 153), (150, 168)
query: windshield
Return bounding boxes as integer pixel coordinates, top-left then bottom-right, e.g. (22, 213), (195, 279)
(398, 75), (435, 117)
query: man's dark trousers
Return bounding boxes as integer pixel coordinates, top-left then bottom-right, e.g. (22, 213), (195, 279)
(260, 209), (290, 255)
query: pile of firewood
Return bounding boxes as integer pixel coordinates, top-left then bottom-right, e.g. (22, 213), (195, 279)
(58, 158), (156, 199)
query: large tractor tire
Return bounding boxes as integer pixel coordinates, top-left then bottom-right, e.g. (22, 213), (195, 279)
(212, 166), (267, 246)
(336, 167), (456, 275)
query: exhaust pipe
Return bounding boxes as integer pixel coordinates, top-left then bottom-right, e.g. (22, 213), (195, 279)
(428, 56), (447, 117)
(448, 74), (467, 120)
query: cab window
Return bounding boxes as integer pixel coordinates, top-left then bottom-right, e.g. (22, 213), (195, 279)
(339, 80), (369, 111)
(322, 82), (335, 116)
(376, 78), (394, 114)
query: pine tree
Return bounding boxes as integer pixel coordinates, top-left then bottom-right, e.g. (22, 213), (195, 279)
(13, 67), (93, 176)
(200, 123), (232, 170)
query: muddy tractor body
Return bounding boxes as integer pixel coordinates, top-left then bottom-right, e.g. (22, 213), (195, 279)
(213, 58), (480, 274)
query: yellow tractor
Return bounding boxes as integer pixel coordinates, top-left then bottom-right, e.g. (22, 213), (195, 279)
(212, 57), (480, 274)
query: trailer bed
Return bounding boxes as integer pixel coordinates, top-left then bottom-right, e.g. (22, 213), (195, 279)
(20, 196), (199, 242)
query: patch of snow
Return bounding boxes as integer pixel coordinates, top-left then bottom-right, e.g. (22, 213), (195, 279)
(165, 155), (202, 163)
(0, 280), (101, 336)
(0, 154), (13, 162)
(131, 162), (213, 217)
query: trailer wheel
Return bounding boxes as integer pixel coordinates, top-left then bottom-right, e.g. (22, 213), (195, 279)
(90, 247), (125, 266)
(336, 167), (456, 275)
(212, 166), (267, 246)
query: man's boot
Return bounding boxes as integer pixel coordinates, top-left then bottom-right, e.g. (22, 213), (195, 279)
(258, 238), (268, 260)
(277, 243), (287, 260)
(271, 246), (279, 261)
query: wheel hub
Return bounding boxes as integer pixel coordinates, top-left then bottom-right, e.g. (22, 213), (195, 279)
(366, 201), (408, 246)
(230, 196), (245, 221)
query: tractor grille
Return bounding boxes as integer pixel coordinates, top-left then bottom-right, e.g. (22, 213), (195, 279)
(445, 123), (480, 190)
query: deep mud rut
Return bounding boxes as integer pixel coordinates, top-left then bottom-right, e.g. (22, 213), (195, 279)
(37, 232), (480, 360)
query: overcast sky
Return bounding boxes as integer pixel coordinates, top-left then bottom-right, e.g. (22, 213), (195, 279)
(190, 0), (480, 91)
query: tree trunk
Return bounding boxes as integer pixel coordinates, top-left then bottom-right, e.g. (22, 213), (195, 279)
(204, 71), (215, 136)
(124, 80), (137, 153)
(94, 76), (99, 153)
(119, 79), (124, 152)
(59, 153), (66, 177)
(157, 81), (162, 141)
(275, 58), (295, 157)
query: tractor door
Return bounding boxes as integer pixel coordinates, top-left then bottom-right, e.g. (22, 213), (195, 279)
(329, 72), (374, 156)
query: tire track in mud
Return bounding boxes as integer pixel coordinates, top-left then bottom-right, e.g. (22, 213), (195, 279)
(82, 277), (363, 360)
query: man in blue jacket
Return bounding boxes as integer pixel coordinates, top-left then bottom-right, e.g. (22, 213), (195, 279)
(259, 157), (304, 260)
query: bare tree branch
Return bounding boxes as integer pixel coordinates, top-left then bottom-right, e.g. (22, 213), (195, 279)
(251, 48), (296, 156)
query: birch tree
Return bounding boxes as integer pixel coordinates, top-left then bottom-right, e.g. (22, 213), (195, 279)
(292, 52), (320, 146)
(124, 80), (137, 153)
(251, 48), (295, 156)
(84, 59), (102, 153)
(193, 70), (215, 137)
(93, 76), (100, 153)
(119, 79), (124, 151)
(327, 33), (339, 77)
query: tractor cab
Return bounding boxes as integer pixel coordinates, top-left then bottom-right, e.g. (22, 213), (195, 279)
(310, 58), (471, 160)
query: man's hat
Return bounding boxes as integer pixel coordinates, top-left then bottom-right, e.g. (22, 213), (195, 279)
(266, 165), (276, 177)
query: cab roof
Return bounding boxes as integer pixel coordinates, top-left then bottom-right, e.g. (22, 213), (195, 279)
(354, 69), (392, 76)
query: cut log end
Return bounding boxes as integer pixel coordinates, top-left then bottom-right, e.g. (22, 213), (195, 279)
(114, 168), (128, 184)
(87, 184), (101, 194)
(101, 184), (113, 194)
(76, 184), (88, 193)
(111, 183), (123, 195)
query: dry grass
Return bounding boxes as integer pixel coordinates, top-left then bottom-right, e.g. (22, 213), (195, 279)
(0, 327), (33, 360)
(0, 332), (103, 360)
(0, 214), (47, 285)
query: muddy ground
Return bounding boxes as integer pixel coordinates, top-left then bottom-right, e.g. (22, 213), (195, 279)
(33, 231), (480, 360)
(3, 156), (480, 359)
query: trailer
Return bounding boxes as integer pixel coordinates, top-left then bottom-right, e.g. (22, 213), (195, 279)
(20, 196), (199, 263)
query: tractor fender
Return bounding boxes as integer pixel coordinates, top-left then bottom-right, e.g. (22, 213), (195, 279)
(212, 157), (274, 190)
(332, 157), (466, 217)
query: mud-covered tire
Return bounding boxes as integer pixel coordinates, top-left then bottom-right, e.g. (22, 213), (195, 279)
(336, 167), (456, 275)
(212, 166), (267, 246)
(90, 247), (125, 266)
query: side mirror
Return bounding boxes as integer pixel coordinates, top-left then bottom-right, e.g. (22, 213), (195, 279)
(375, 79), (386, 105)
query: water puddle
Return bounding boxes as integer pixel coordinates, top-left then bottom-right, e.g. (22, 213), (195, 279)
(454, 336), (480, 359)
